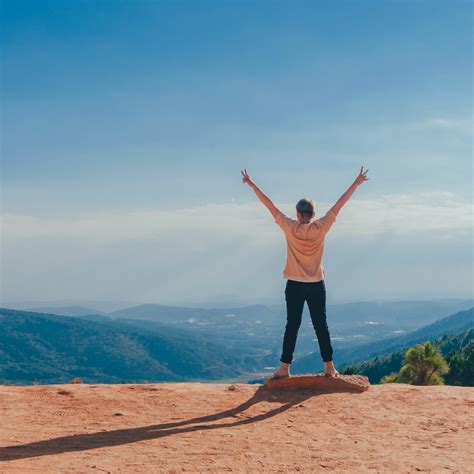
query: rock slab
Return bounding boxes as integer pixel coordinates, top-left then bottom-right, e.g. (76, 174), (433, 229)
(263, 373), (370, 392)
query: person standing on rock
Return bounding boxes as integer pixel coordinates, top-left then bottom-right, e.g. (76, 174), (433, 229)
(241, 167), (369, 378)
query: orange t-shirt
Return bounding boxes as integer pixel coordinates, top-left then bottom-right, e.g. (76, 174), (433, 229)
(274, 208), (337, 282)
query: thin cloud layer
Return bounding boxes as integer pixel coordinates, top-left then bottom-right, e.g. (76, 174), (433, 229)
(3, 191), (472, 242)
(1, 191), (472, 304)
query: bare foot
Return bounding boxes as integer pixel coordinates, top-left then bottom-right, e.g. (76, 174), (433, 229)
(324, 361), (339, 377)
(272, 363), (290, 379)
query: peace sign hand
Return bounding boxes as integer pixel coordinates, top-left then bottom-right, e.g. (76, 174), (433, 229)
(241, 168), (254, 186)
(354, 166), (369, 186)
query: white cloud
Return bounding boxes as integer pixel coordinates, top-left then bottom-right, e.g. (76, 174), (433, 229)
(405, 117), (472, 134)
(3, 191), (471, 242)
(1, 191), (472, 304)
(330, 191), (472, 238)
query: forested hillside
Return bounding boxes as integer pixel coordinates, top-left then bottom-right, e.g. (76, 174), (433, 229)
(342, 329), (473, 385)
(0, 308), (252, 384)
(292, 307), (474, 373)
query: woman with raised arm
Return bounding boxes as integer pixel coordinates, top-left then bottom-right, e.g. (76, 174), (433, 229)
(241, 167), (369, 378)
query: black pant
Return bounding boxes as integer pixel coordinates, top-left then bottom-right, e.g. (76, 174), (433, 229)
(280, 279), (334, 364)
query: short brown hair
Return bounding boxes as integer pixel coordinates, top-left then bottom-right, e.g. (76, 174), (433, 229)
(296, 198), (315, 217)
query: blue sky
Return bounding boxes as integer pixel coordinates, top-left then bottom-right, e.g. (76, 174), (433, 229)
(2, 0), (472, 306)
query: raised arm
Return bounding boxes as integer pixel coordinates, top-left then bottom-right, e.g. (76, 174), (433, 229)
(241, 169), (280, 219)
(329, 166), (369, 216)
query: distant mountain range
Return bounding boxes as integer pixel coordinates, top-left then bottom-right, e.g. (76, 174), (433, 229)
(2, 300), (137, 313)
(106, 299), (473, 329)
(26, 306), (107, 317)
(17, 299), (473, 358)
(11, 299), (470, 329)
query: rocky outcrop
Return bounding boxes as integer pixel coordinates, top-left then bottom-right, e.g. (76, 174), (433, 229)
(263, 373), (370, 392)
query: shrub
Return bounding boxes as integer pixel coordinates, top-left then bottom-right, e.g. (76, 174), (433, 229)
(69, 377), (84, 384)
(380, 342), (449, 385)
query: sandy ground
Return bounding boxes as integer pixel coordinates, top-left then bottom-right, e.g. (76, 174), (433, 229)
(0, 382), (473, 473)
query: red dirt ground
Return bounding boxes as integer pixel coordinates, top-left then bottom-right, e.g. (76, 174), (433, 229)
(1, 382), (473, 473)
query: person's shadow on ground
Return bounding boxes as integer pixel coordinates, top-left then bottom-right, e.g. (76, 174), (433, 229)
(0, 384), (361, 462)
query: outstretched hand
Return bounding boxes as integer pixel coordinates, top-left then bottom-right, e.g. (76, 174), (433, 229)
(354, 166), (369, 186)
(241, 169), (254, 187)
